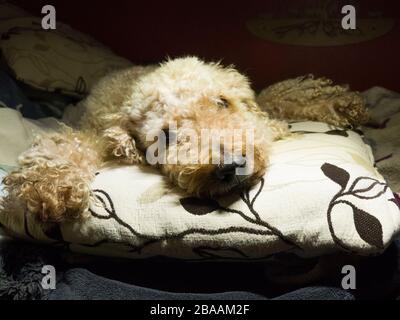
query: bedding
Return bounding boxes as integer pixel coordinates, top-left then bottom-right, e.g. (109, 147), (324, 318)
(0, 28), (399, 259)
(0, 68), (74, 119)
(0, 108), (61, 242)
(1, 112), (399, 260)
(0, 3), (132, 97)
(17, 81), (79, 119)
(0, 242), (357, 300)
(0, 108), (61, 169)
(362, 87), (400, 194)
(0, 70), (43, 119)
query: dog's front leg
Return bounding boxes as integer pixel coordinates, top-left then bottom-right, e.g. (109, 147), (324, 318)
(101, 126), (144, 164)
(3, 129), (103, 222)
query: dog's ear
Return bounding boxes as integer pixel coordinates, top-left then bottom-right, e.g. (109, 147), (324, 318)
(257, 75), (369, 127)
(244, 99), (291, 140)
(101, 126), (144, 164)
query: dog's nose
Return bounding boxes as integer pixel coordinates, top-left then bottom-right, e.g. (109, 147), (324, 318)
(215, 158), (247, 182)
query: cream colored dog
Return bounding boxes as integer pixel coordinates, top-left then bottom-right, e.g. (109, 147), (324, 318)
(3, 57), (368, 222)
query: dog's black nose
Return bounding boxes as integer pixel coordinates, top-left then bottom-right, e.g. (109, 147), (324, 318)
(215, 158), (246, 182)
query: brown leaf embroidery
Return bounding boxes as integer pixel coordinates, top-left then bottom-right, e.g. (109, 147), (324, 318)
(321, 163), (350, 189)
(394, 193), (400, 209)
(180, 197), (220, 215)
(75, 77), (87, 94)
(323, 163), (389, 253)
(353, 207), (384, 249)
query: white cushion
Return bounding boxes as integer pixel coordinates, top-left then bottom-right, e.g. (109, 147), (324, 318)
(1, 121), (399, 260)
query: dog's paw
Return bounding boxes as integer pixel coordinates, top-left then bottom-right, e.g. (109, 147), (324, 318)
(3, 163), (91, 223)
(102, 126), (143, 164)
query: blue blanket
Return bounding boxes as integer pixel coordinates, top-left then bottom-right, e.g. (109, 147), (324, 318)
(1, 241), (400, 300)
(0, 70), (77, 119)
(0, 242), (355, 300)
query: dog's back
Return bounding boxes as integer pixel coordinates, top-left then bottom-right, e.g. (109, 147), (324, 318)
(79, 65), (156, 132)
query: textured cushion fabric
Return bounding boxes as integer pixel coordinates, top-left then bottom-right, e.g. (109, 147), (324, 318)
(0, 108), (61, 168)
(0, 108), (34, 168)
(0, 9), (132, 97)
(1, 121), (399, 260)
(0, 109), (61, 242)
(362, 87), (400, 194)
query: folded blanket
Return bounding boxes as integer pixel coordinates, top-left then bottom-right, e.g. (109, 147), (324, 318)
(0, 242), (355, 300)
(48, 269), (354, 300)
(362, 87), (400, 194)
(1, 241), (399, 300)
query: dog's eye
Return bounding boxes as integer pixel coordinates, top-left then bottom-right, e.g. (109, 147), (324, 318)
(217, 97), (229, 108)
(162, 129), (176, 146)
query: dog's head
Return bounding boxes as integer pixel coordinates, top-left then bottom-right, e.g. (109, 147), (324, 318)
(126, 57), (273, 197)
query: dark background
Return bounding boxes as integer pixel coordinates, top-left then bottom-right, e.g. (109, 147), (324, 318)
(13, 0), (400, 92)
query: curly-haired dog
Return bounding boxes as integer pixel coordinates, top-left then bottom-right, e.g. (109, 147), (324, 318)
(3, 57), (368, 222)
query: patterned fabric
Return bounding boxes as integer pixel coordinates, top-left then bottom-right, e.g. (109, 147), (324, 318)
(1, 121), (399, 260)
(0, 8), (132, 97)
(245, 3), (395, 47)
(0, 108), (34, 169)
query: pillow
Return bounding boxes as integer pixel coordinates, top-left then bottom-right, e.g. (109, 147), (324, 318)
(0, 108), (60, 243)
(0, 108), (34, 168)
(0, 108), (61, 168)
(1, 121), (399, 260)
(0, 12), (132, 97)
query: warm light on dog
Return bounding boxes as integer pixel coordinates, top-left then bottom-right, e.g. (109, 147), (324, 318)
(3, 57), (368, 222)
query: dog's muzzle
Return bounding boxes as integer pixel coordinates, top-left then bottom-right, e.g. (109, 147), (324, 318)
(214, 157), (248, 185)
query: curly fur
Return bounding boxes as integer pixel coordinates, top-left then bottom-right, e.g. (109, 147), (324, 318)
(2, 57), (368, 223)
(257, 74), (369, 128)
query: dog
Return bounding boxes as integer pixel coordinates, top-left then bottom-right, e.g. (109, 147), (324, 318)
(3, 57), (368, 222)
